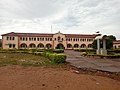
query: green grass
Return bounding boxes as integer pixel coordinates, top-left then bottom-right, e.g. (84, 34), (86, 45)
(0, 53), (58, 66)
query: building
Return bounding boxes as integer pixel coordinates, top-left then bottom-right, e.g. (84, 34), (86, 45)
(113, 40), (120, 49)
(1, 32), (98, 49)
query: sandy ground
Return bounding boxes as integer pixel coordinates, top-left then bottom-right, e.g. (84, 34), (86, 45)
(0, 65), (119, 90)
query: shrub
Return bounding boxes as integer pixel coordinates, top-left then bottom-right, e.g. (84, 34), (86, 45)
(81, 52), (88, 56)
(30, 49), (37, 53)
(40, 52), (66, 64)
(53, 49), (64, 53)
(74, 48), (96, 52)
(108, 49), (120, 53)
(73, 48), (80, 51)
(49, 53), (66, 64)
(34, 52), (43, 56)
(36, 49), (45, 52)
(44, 49), (53, 52)
(96, 54), (120, 59)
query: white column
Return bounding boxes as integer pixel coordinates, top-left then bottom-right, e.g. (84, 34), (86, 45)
(102, 39), (107, 55)
(103, 39), (106, 50)
(97, 39), (100, 54)
(97, 39), (100, 50)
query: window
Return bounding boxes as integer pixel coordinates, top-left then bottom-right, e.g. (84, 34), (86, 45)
(62, 38), (63, 41)
(58, 36), (60, 41)
(9, 44), (12, 48)
(26, 37), (28, 41)
(48, 38), (49, 41)
(10, 37), (11, 40)
(55, 38), (56, 41)
(13, 44), (15, 48)
(20, 37), (22, 40)
(76, 39), (77, 41)
(46, 38), (47, 41)
(29, 37), (31, 41)
(73, 39), (75, 41)
(37, 38), (39, 41)
(83, 39), (84, 41)
(23, 37), (25, 41)
(6, 37), (9, 40)
(50, 38), (52, 41)
(32, 38), (33, 41)
(34, 37), (36, 41)
(42, 38), (44, 41)
(68, 38), (70, 41)
(87, 39), (89, 41)
(12, 37), (15, 40)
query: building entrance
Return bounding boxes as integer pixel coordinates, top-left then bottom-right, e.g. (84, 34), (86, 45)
(56, 43), (65, 49)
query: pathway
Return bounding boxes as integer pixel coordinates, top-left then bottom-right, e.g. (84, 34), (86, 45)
(65, 50), (120, 73)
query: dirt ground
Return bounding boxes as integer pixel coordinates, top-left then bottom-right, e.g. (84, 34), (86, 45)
(0, 65), (119, 90)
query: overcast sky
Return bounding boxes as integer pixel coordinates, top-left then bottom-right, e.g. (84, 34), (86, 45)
(0, 0), (120, 39)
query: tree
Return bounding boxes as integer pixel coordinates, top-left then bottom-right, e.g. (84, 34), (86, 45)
(108, 35), (116, 41)
(92, 35), (116, 49)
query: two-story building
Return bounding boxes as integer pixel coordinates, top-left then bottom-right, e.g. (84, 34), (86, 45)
(113, 40), (120, 49)
(1, 32), (97, 49)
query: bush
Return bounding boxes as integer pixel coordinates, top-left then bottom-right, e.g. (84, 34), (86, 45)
(30, 49), (37, 53)
(53, 49), (64, 53)
(108, 49), (120, 53)
(49, 53), (66, 64)
(81, 52), (88, 56)
(74, 48), (96, 52)
(44, 49), (53, 52)
(34, 52), (43, 56)
(96, 54), (120, 59)
(40, 52), (66, 64)
(36, 49), (45, 52)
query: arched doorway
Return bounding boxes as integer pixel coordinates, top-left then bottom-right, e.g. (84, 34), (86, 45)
(67, 44), (72, 49)
(46, 43), (52, 49)
(74, 44), (79, 48)
(88, 44), (92, 48)
(56, 43), (65, 49)
(80, 44), (86, 48)
(29, 43), (36, 48)
(20, 43), (27, 48)
(37, 43), (44, 48)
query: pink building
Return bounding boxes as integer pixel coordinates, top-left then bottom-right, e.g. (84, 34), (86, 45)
(2, 32), (97, 49)
(113, 40), (120, 49)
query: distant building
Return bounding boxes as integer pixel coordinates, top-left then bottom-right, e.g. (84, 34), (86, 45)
(0, 39), (2, 47)
(113, 40), (120, 49)
(1, 32), (98, 49)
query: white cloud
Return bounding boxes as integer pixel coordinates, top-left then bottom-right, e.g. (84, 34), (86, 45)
(0, 0), (120, 39)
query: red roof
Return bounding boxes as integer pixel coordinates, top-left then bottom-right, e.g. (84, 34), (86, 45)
(2, 32), (53, 37)
(2, 32), (97, 38)
(65, 34), (97, 38)
(113, 40), (120, 44)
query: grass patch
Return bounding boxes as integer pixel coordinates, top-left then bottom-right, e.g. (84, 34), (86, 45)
(0, 53), (58, 66)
